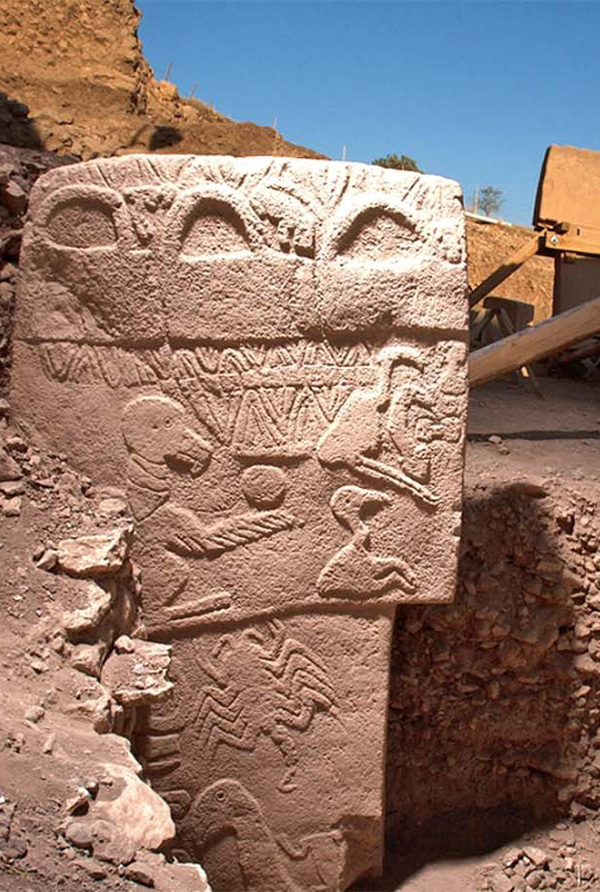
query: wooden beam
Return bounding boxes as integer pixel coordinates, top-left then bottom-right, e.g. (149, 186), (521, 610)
(541, 228), (600, 258)
(469, 294), (600, 387)
(468, 233), (542, 309)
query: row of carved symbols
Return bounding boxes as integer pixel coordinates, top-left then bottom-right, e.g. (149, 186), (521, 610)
(38, 173), (445, 266)
(37, 339), (376, 388)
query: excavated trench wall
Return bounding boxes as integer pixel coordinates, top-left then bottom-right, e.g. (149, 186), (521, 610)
(387, 476), (600, 848)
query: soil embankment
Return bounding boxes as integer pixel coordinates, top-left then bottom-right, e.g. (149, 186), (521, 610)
(0, 0), (324, 161)
(467, 217), (555, 322)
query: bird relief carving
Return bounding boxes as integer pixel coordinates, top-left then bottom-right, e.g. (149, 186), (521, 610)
(315, 344), (456, 600)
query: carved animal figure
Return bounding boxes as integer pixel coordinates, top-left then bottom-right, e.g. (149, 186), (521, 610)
(192, 779), (300, 892)
(195, 620), (337, 793)
(122, 395), (213, 521)
(122, 395), (296, 628)
(191, 778), (343, 892)
(317, 346), (439, 506)
(318, 485), (416, 598)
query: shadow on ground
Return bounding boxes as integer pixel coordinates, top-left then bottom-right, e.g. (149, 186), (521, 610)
(0, 92), (42, 149)
(372, 482), (583, 889)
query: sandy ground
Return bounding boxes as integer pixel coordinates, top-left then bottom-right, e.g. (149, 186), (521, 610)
(468, 378), (600, 485)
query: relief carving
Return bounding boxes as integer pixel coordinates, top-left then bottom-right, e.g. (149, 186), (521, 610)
(317, 346), (439, 506)
(318, 486), (416, 599)
(191, 778), (345, 892)
(12, 156), (469, 890)
(122, 395), (212, 521)
(195, 620), (338, 794)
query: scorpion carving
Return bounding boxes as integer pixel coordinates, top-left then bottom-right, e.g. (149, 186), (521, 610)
(194, 620), (339, 793)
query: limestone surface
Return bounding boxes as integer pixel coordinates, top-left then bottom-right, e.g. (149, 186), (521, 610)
(11, 155), (469, 890)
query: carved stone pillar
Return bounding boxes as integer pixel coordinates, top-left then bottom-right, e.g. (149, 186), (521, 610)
(12, 156), (468, 890)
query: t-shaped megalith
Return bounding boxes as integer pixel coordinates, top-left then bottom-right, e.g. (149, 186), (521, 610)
(11, 155), (469, 890)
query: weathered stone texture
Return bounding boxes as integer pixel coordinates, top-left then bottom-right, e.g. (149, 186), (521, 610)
(11, 155), (468, 890)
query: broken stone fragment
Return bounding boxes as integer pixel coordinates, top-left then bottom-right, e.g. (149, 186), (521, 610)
(502, 848), (523, 868)
(4, 435), (27, 452)
(0, 447), (23, 483)
(68, 686), (114, 734)
(70, 643), (105, 678)
(101, 640), (172, 706)
(63, 786), (92, 818)
(62, 580), (113, 638)
(574, 654), (600, 676)
(489, 872), (514, 892)
(0, 480), (23, 497)
(124, 860), (156, 887)
(97, 496), (127, 517)
(89, 817), (137, 865)
(65, 819), (93, 849)
(0, 800), (16, 842)
(89, 763), (175, 851)
(37, 548), (58, 571)
(73, 857), (108, 880)
(57, 526), (132, 577)
(48, 628), (66, 654)
(1, 181), (27, 215)
(24, 705), (45, 723)
(114, 634), (134, 653)
(42, 732), (56, 754)
(141, 854), (212, 892)
(0, 227), (22, 259)
(2, 496), (21, 517)
(0, 832), (28, 863)
(523, 846), (549, 868)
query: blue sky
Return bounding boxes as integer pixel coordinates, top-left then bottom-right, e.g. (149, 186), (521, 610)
(137, 0), (600, 226)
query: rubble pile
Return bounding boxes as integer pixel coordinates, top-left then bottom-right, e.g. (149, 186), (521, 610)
(0, 336), (210, 887)
(480, 836), (598, 891)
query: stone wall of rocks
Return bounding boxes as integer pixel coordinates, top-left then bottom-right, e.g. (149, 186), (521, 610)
(387, 477), (600, 841)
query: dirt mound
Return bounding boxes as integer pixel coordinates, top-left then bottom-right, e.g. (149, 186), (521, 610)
(467, 217), (554, 322)
(0, 0), (323, 162)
